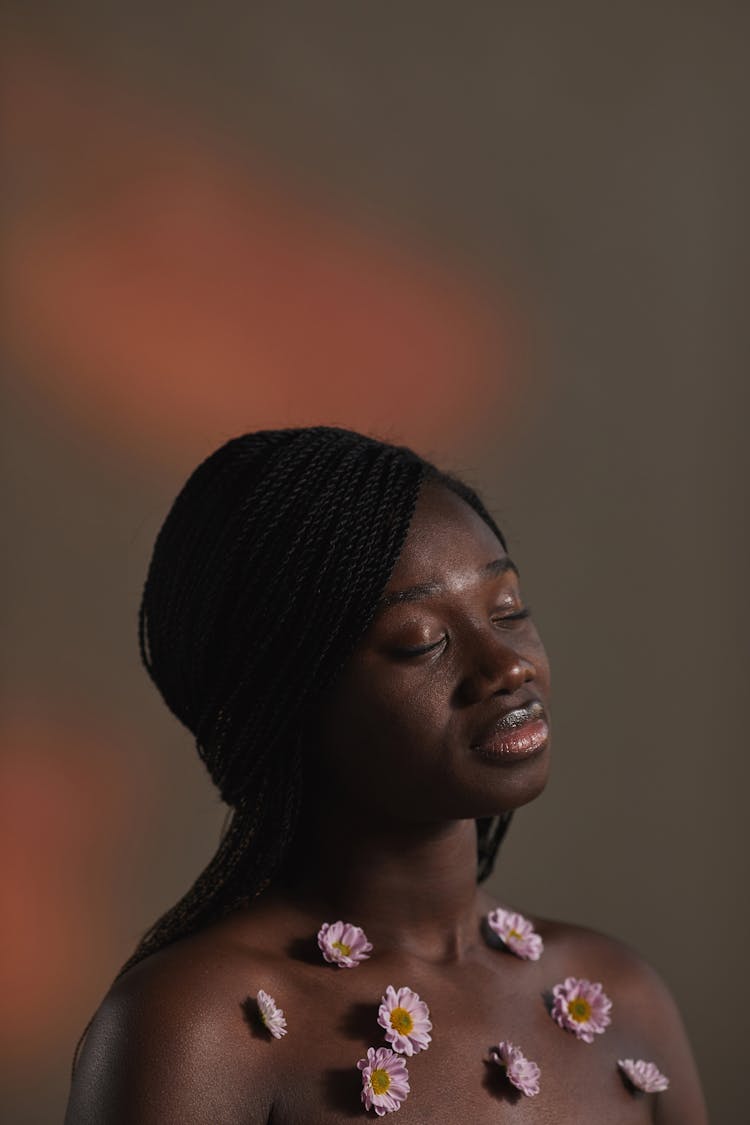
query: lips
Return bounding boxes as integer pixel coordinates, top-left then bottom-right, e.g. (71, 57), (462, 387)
(471, 699), (549, 762)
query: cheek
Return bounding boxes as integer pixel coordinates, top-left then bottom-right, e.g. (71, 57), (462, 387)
(533, 626), (550, 665)
(316, 668), (451, 786)
(524, 627), (551, 692)
(360, 681), (446, 755)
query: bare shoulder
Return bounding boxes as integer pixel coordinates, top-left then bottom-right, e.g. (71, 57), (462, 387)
(535, 915), (709, 1123)
(538, 916), (683, 1021)
(65, 923), (287, 1125)
(540, 916), (666, 984)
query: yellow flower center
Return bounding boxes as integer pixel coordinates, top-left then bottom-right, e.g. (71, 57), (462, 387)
(332, 940), (351, 957)
(370, 1068), (391, 1096)
(389, 1006), (414, 1035)
(568, 997), (591, 1023)
(508, 928), (523, 941)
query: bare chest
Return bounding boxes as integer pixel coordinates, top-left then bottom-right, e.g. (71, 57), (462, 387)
(247, 959), (659, 1124)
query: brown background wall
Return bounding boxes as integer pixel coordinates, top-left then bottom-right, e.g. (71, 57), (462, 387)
(2, 3), (746, 1121)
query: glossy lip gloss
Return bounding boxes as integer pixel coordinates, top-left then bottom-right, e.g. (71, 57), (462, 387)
(471, 701), (549, 763)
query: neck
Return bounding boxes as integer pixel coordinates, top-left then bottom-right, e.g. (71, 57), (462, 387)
(287, 804), (484, 962)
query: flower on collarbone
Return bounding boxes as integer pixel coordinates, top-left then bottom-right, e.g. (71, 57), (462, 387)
(618, 1058), (670, 1093)
(377, 985), (432, 1055)
(485, 906), (544, 961)
(357, 1046), (410, 1115)
(550, 976), (612, 1042)
(256, 989), (287, 1039)
(489, 1040), (541, 1097)
(317, 920), (373, 967)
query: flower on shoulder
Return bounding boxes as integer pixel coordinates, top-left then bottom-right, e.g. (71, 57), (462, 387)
(489, 1040), (541, 1097)
(256, 989), (287, 1039)
(377, 985), (432, 1055)
(357, 1046), (410, 1115)
(486, 907), (544, 961)
(618, 1058), (670, 1093)
(317, 920), (373, 967)
(550, 976), (612, 1042)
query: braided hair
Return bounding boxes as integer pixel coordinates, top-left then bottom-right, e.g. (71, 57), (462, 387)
(72, 425), (512, 1072)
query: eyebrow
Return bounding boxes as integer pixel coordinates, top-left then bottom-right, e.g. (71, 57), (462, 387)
(376, 557), (519, 611)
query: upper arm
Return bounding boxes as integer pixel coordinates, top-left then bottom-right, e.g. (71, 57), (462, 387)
(582, 932), (708, 1125)
(624, 957), (708, 1125)
(64, 968), (275, 1125)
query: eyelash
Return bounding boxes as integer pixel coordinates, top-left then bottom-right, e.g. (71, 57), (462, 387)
(396, 606), (532, 656)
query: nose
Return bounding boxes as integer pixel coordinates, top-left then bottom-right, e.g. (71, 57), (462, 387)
(456, 628), (536, 705)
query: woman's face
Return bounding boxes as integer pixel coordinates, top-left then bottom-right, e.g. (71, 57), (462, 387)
(312, 482), (552, 823)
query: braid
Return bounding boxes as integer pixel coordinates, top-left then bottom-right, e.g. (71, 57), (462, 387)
(71, 426), (512, 1076)
(476, 812), (514, 883)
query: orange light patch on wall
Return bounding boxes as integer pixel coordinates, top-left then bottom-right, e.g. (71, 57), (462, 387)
(0, 706), (145, 1059)
(2, 40), (521, 466)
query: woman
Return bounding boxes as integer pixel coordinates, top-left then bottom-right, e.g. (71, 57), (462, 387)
(65, 426), (707, 1123)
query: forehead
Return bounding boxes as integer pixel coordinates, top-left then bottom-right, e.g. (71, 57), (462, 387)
(386, 483), (506, 586)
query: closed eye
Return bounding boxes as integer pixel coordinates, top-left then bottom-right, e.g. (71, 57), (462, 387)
(491, 605), (532, 626)
(393, 636), (447, 657)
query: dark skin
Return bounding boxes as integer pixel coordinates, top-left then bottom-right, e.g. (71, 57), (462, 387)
(67, 484), (708, 1124)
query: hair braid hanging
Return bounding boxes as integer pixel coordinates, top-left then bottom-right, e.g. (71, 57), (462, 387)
(71, 427), (513, 1080)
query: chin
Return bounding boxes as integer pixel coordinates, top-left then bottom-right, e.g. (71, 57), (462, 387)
(468, 746), (551, 816)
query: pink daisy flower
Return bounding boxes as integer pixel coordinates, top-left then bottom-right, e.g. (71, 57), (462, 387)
(489, 1040), (541, 1097)
(550, 976), (612, 1043)
(377, 985), (432, 1055)
(317, 920), (372, 967)
(618, 1058), (670, 1093)
(256, 989), (287, 1039)
(357, 1046), (410, 1115)
(486, 907), (544, 961)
